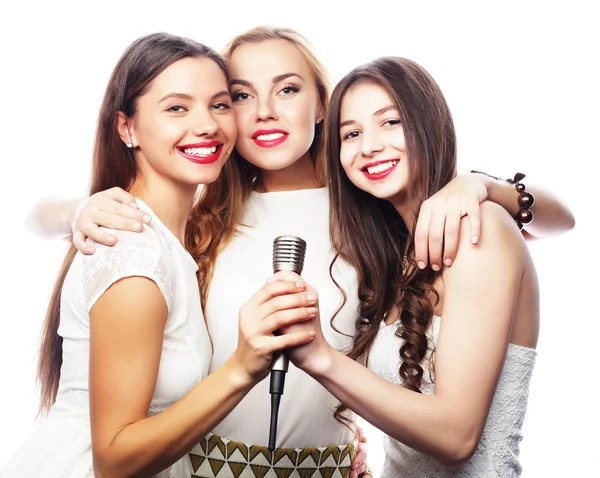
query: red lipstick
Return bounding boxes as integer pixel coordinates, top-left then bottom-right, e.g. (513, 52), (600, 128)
(251, 129), (288, 148)
(177, 141), (223, 164)
(361, 159), (399, 180)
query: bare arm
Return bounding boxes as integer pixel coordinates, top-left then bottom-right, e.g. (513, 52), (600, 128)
(90, 277), (317, 478)
(290, 202), (534, 469)
(414, 172), (575, 270)
(24, 188), (150, 252)
(24, 196), (85, 240)
(483, 175), (576, 238)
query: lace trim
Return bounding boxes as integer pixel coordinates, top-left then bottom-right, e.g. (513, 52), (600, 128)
(81, 229), (175, 313)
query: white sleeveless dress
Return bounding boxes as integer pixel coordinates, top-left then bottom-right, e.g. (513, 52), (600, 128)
(368, 317), (536, 477)
(1, 199), (212, 477)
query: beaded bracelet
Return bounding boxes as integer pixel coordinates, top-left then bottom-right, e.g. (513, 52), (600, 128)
(471, 170), (535, 230)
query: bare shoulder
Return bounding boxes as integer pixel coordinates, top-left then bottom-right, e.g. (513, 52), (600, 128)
(445, 201), (529, 281)
(467, 201), (525, 253)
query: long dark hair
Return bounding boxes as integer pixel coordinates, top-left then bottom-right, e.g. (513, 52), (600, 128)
(326, 57), (457, 420)
(38, 33), (229, 415)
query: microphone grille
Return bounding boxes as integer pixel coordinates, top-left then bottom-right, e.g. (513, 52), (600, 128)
(272, 235), (307, 274)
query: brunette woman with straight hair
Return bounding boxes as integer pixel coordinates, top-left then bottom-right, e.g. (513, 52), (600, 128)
(1, 32), (318, 478)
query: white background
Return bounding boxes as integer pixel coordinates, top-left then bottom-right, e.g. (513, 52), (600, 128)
(0, 1), (597, 475)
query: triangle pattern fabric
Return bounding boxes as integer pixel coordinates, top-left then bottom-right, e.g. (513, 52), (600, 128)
(190, 432), (355, 477)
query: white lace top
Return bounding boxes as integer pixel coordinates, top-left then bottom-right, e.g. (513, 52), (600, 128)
(368, 316), (536, 477)
(1, 199), (211, 478)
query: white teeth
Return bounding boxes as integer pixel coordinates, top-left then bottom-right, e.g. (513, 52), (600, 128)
(366, 160), (398, 175)
(183, 146), (217, 156)
(256, 133), (284, 141)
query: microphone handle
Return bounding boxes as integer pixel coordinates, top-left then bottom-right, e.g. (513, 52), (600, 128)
(270, 350), (289, 373)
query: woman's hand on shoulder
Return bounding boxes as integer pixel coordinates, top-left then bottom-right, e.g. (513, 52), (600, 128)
(414, 174), (489, 270)
(74, 187), (151, 254)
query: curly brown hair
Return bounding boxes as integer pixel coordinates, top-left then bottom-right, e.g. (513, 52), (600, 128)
(326, 57), (457, 422)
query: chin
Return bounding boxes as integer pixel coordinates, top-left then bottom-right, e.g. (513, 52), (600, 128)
(245, 156), (299, 171)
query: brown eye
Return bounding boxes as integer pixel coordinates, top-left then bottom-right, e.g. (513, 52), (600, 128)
(279, 85), (300, 96)
(167, 105), (187, 113)
(232, 92), (250, 102)
(211, 102), (231, 111)
(342, 130), (360, 140)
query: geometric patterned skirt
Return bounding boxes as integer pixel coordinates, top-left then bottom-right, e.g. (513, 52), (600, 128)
(188, 432), (356, 477)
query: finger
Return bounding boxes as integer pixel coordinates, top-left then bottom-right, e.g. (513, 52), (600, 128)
(353, 463), (367, 477)
(80, 224), (117, 247)
(105, 187), (137, 206)
(106, 202), (151, 227)
(414, 201), (432, 269)
(94, 209), (145, 233)
(266, 269), (302, 284)
(261, 306), (318, 334)
(245, 281), (307, 310)
(259, 291), (318, 320)
(466, 199), (482, 244)
(442, 200), (462, 267)
(352, 455), (367, 473)
(268, 330), (315, 350)
(427, 204), (446, 271)
(73, 231), (95, 255)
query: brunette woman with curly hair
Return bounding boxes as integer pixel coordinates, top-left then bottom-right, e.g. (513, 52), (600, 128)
(281, 57), (541, 477)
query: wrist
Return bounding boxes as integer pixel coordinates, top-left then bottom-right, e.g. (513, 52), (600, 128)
(68, 197), (88, 234)
(303, 343), (336, 379)
(224, 355), (257, 392)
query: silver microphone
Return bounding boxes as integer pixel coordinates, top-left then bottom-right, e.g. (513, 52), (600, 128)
(268, 235), (306, 450)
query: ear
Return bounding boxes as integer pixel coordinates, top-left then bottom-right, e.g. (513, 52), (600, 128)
(116, 111), (136, 148)
(315, 101), (324, 125)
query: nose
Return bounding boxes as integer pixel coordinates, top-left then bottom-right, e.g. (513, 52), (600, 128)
(360, 129), (384, 157)
(255, 95), (277, 122)
(191, 108), (219, 137)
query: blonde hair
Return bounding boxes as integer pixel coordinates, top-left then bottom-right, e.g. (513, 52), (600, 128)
(194, 27), (332, 309)
(223, 26), (331, 184)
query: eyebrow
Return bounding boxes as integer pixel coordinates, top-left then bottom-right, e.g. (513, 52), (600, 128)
(159, 91), (231, 104)
(339, 105), (399, 128)
(229, 72), (304, 88)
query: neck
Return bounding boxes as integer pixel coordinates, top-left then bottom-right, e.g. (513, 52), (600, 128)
(256, 151), (322, 193)
(129, 173), (196, 246)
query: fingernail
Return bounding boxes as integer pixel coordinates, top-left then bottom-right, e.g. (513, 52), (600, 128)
(107, 236), (116, 244)
(143, 215), (152, 223)
(307, 307), (318, 316)
(86, 247), (95, 254)
(418, 261), (426, 269)
(308, 331), (316, 338)
(296, 282), (306, 289)
(444, 258), (453, 266)
(431, 264), (440, 271)
(306, 293), (317, 302)
(472, 235), (478, 244)
(132, 222), (141, 230)
(130, 202), (139, 209)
